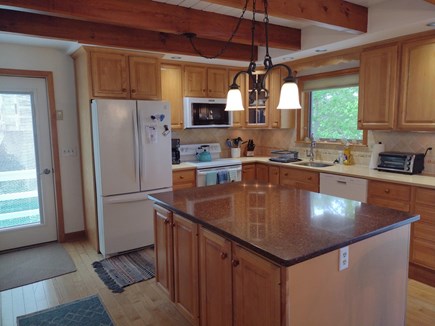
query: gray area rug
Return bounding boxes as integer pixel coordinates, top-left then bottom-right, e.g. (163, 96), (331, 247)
(0, 242), (76, 291)
(17, 294), (114, 326)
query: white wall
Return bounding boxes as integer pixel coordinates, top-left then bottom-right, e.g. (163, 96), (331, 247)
(0, 42), (84, 233)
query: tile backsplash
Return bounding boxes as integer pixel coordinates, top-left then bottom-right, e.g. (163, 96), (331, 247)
(172, 128), (435, 175)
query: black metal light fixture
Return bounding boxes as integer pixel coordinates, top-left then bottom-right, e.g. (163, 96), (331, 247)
(225, 0), (301, 111)
(185, 0), (301, 111)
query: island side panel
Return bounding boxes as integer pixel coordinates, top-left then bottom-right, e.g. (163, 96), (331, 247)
(285, 225), (410, 326)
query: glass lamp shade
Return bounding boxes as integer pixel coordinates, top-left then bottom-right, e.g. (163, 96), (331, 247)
(277, 82), (302, 109)
(225, 88), (245, 111)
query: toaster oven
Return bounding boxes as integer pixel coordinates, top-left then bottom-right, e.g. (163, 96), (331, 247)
(377, 152), (425, 174)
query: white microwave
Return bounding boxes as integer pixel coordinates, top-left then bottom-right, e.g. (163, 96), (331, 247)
(183, 97), (233, 128)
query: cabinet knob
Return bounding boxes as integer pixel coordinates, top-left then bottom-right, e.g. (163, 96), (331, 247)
(122, 88), (127, 92)
(220, 252), (228, 260)
(232, 259), (240, 267)
(179, 175), (184, 179)
(284, 173), (288, 177)
(164, 219), (170, 225)
(384, 188), (390, 194)
(131, 89), (136, 94)
(307, 176), (312, 181)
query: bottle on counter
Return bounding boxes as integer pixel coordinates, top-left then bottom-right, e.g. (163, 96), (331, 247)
(343, 145), (353, 165)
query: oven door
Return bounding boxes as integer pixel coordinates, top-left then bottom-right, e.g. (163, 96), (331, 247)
(196, 165), (242, 187)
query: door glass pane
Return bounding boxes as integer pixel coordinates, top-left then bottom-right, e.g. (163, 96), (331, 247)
(0, 93), (41, 229)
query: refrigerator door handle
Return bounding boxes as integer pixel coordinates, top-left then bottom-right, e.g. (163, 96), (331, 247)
(133, 110), (140, 184)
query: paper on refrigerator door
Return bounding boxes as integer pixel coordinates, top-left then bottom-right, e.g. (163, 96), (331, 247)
(145, 124), (158, 144)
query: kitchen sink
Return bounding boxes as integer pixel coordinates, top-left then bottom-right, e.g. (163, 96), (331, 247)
(292, 161), (334, 168)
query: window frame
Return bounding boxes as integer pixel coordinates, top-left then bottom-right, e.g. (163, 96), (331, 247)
(296, 68), (367, 146)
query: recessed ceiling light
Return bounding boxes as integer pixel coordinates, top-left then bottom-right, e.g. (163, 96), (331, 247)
(427, 22), (435, 27)
(315, 49), (327, 53)
(170, 56), (182, 60)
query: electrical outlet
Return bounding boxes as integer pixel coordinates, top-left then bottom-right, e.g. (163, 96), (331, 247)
(339, 246), (349, 271)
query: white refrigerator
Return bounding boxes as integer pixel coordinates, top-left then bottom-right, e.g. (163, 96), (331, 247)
(91, 99), (172, 257)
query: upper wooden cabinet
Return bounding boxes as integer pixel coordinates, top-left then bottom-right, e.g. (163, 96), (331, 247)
(184, 65), (228, 98)
(161, 63), (184, 129)
(358, 43), (399, 130)
(398, 35), (435, 130)
(75, 47), (162, 100)
(228, 68), (246, 128)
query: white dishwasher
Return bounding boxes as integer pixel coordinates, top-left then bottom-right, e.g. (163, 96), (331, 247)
(319, 173), (368, 203)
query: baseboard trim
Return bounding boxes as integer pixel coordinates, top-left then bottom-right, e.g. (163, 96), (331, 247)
(63, 230), (86, 242)
(409, 262), (435, 287)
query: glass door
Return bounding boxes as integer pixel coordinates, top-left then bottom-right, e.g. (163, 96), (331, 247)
(0, 76), (57, 251)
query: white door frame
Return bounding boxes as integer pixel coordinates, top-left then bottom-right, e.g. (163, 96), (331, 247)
(0, 69), (64, 246)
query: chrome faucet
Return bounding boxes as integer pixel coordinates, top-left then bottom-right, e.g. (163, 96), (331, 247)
(307, 133), (316, 162)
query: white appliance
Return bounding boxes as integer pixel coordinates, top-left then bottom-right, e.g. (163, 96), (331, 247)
(319, 173), (368, 203)
(92, 99), (172, 257)
(183, 97), (232, 128)
(179, 143), (242, 187)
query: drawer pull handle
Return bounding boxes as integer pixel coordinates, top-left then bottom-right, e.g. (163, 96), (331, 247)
(122, 88), (127, 92)
(131, 89), (136, 94)
(337, 180), (347, 184)
(284, 173), (288, 176)
(179, 176), (184, 179)
(220, 252), (228, 260)
(385, 188), (390, 194)
(232, 259), (240, 267)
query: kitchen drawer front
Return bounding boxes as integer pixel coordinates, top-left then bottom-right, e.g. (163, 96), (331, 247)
(414, 203), (435, 225)
(173, 169), (196, 190)
(368, 180), (411, 201)
(415, 187), (435, 206)
(412, 238), (435, 270)
(280, 168), (319, 186)
(367, 196), (410, 212)
(413, 222), (435, 243)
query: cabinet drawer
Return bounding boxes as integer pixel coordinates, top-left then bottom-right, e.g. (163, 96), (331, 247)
(368, 180), (411, 201)
(414, 203), (435, 225)
(172, 169), (196, 189)
(412, 238), (435, 270)
(280, 168), (319, 186)
(415, 187), (435, 206)
(413, 222), (435, 243)
(367, 197), (410, 212)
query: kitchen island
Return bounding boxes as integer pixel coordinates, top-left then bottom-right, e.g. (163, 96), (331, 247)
(149, 182), (419, 326)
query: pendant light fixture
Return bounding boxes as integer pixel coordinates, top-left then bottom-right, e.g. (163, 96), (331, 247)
(225, 0), (301, 111)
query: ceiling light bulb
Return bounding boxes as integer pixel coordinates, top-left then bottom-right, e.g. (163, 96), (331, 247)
(277, 82), (301, 110)
(225, 88), (245, 111)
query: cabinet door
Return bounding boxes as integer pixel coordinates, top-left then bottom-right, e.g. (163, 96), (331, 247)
(256, 164), (269, 183)
(207, 67), (228, 98)
(242, 163), (256, 181)
(172, 169), (196, 190)
(398, 36), (435, 130)
(173, 214), (199, 326)
(358, 44), (399, 130)
(367, 180), (411, 212)
(129, 56), (161, 100)
(162, 63), (184, 129)
(228, 68), (247, 127)
(154, 205), (174, 300)
(232, 245), (281, 326)
(90, 51), (129, 98)
(185, 66), (207, 97)
(269, 166), (280, 185)
(199, 228), (232, 326)
(280, 167), (319, 192)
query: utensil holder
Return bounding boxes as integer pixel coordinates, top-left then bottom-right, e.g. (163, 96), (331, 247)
(231, 148), (241, 158)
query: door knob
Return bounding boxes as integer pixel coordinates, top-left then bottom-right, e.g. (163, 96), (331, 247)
(41, 168), (51, 175)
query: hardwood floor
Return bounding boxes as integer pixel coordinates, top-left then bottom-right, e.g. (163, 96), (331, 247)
(1, 239), (434, 326)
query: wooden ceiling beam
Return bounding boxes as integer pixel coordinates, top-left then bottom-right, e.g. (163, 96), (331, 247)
(0, 0), (301, 50)
(206, 0), (368, 33)
(425, 0), (435, 4)
(0, 9), (257, 61)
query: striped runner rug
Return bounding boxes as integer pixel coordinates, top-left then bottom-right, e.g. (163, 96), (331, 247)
(92, 250), (155, 293)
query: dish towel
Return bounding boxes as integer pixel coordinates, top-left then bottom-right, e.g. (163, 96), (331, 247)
(206, 172), (218, 186)
(228, 170), (238, 182)
(217, 170), (229, 184)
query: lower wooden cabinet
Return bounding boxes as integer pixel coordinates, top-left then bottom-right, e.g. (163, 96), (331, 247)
(367, 180), (411, 212)
(255, 163), (269, 183)
(173, 169), (196, 190)
(279, 167), (319, 192)
(242, 163), (256, 181)
(269, 166), (280, 185)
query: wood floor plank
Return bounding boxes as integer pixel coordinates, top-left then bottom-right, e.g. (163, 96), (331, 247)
(1, 239), (434, 326)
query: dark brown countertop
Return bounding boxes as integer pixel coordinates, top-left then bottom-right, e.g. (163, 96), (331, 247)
(149, 182), (419, 267)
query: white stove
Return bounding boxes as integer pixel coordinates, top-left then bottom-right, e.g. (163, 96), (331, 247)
(179, 143), (242, 186)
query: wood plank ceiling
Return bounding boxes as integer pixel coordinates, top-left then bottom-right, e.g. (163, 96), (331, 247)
(0, 0), (370, 61)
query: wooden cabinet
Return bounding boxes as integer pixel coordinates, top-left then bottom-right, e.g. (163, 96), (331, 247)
(246, 71), (268, 127)
(398, 35), (435, 130)
(172, 214), (200, 326)
(161, 63), (184, 129)
(242, 163), (256, 181)
(269, 166), (280, 185)
(86, 48), (161, 100)
(172, 169), (196, 190)
(280, 167), (319, 192)
(232, 244), (281, 326)
(358, 43), (399, 130)
(199, 228), (232, 326)
(411, 187), (435, 271)
(154, 205), (174, 300)
(367, 180), (411, 212)
(256, 163), (269, 183)
(184, 65), (227, 98)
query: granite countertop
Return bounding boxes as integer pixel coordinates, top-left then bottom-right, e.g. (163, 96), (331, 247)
(149, 182), (419, 267)
(172, 157), (435, 189)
